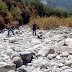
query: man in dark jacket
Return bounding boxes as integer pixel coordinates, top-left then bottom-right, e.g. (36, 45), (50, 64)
(32, 21), (37, 36)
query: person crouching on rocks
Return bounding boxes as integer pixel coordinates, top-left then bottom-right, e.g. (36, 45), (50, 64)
(7, 22), (15, 36)
(32, 21), (37, 36)
(37, 34), (42, 39)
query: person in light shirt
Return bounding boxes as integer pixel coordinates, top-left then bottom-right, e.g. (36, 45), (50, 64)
(6, 22), (15, 36)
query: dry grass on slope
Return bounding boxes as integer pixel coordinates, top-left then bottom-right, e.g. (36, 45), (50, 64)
(29, 16), (72, 30)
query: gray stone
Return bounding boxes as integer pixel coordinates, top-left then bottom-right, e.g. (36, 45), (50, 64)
(20, 51), (34, 62)
(61, 52), (69, 57)
(56, 55), (61, 60)
(47, 54), (56, 60)
(65, 38), (72, 46)
(37, 48), (55, 57)
(9, 37), (17, 43)
(8, 70), (16, 72)
(0, 62), (16, 72)
(12, 57), (23, 67)
(65, 60), (72, 66)
(17, 67), (27, 72)
(60, 46), (72, 54)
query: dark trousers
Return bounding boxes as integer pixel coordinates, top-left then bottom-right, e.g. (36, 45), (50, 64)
(33, 30), (36, 36)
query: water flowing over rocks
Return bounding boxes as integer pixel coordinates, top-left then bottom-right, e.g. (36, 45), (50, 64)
(0, 25), (72, 72)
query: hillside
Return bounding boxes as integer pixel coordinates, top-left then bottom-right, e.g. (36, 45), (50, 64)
(38, 0), (72, 11)
(0, 0), (72, 30)
(0, 0), (30, 29)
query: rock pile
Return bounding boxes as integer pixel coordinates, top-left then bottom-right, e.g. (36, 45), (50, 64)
(0, 25), (72, 72)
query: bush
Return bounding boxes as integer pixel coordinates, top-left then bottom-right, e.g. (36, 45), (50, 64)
(0, 16), (5, 30)
(29, 0), (44, 16)
(21, 10), (30, 24)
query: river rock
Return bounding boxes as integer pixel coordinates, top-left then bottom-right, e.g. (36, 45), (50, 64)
(47, 54), (56, 60)
(56, 55), (61, 60)
(8, 37), (17, 43)
(65, 38), (72, 46)
(37, 47), (55, 57)
(17, 67), (27, 72)
(20, 51), (34, 63)
(65, 59), (72, 66)
(0, 62), (16, 72)
(12, 57), (23, 67)
(60, 46), (72, 54)
(8, 70), (16, 72)
(62, 69), (72, 72)
(61, 52), (69, 57)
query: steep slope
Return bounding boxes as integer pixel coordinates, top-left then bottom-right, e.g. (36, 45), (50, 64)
(38, 0), (72, 11)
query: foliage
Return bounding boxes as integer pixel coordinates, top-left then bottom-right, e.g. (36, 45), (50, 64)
(28, 0), (72, 18)
(29, 0), (44, 16)
(21, 9), (30, 24)
(29, 16), (72, 30)
(0, 16), (5, 30)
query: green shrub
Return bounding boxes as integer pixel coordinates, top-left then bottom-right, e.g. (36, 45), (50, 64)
(0, 16), (5, 30)
(29, 0), (44, 16)
(21, 9), (30, 24)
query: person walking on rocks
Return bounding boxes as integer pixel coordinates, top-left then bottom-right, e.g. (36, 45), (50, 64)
(5, 22), (15, 36)
(32, 21), (37, 36)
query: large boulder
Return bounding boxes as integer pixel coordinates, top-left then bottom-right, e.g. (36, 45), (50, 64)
(8, 37), (17, 43)
(54, 40), (65, 49)
(12, 57), (23, 67)
(10, 51), (20, 59)
(8, 45), (15, 51)
(5, 49), (14, 56)
(31, 38), (41, 45)
(47, 54), (56, 60)
(65, 38), (72, 46)
(36, 47), (55, 57)
(62, 69), (72, 72)
(20, 51), (34, 63)
(0, 62), (16, 72)
(32, 57), (50, 69)
(65, 59), (72, 66)
(8, 70), (16, 72)
(32, 67), (43, 72)
(17, 67), (27, 72)
(60, 46), (72, 54)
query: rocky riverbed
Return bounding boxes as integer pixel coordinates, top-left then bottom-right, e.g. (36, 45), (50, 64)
(0, 25), (72, 72)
